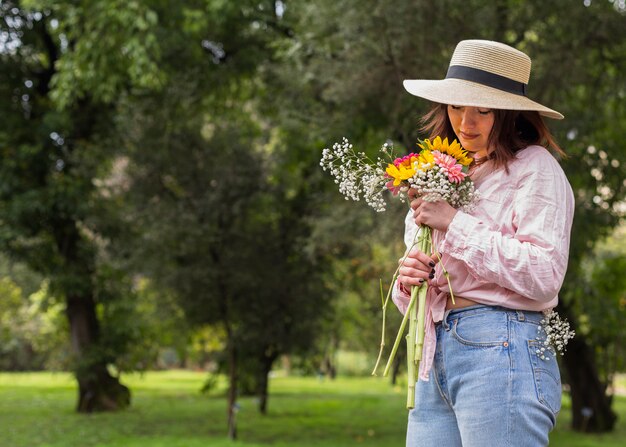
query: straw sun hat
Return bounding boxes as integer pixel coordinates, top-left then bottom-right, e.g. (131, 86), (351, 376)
(403, 39), (563, 119)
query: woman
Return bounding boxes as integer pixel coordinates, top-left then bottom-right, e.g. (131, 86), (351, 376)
(393, 40), (574, 446)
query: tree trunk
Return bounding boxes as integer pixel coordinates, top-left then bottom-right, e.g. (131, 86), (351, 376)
(323, 334), (339, 379)
(227, 338), (238, 440)
(258, 352), (278, 415)
(562, 336), (616, 432)
(58, 213), (130, 413)
(558, 302), (616, 432)
(323, 354), (337, 379)
(66, 295), (131, 412)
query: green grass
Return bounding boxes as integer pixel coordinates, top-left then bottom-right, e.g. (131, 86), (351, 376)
(0, 371), (625, 446)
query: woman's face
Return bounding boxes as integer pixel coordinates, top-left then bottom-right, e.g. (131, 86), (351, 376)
(447, 105), (495, 158)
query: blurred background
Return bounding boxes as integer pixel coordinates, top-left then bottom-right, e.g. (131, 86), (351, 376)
(1, 0), (625, 446)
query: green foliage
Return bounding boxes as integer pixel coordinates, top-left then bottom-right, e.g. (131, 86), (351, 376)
(92, 265), (160, 373)
(22, 0), (165, 108)
(118, 79), (333, 389)
(187, 325), (226, 370)
(94, 1), (340, 402)
(573, 227), (626, 384)
(0, 276), (68, 370)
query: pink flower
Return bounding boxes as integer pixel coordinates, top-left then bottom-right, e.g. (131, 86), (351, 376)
(385, 180), (401, 195)
(393, 153), (420, 167)
(432, 151), (467, 184)
(446, 165), (466, 184)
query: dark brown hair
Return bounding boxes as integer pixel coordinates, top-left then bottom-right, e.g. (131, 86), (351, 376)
(420, 103), (566, 171)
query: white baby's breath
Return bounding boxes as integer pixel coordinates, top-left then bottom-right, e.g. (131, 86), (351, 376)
(320, 138), (389, 212)
(536, 309), (575, 360)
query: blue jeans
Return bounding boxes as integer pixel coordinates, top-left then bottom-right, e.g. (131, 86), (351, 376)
(406, 305), (561, 447)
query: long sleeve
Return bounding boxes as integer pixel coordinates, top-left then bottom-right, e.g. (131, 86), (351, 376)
(391, 280), (411, 315)
(438, 156), (574, 302)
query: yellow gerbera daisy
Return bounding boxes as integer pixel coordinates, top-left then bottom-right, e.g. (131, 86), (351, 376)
(385, 163), (414, 186)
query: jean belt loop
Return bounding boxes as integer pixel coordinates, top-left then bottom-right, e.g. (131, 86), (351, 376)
(442, 309), (452, 331)
(516, 310), (525, 321)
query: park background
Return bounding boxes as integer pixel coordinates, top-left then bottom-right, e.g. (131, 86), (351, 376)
(1, 0), (625, 445)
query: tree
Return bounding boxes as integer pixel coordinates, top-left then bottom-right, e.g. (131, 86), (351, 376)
(0, 0), (164, 411)
(108, 2), (337, 434)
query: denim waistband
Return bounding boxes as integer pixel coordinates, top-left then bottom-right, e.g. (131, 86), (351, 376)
(440, 304), (544, 325)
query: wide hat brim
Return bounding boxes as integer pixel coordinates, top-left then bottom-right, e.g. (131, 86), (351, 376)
(403, 78), (564, 120)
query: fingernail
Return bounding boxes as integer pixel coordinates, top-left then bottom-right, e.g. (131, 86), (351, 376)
(418, 279), (425, 283)
(431, 269), (436, 274)
(429, 273), (435, 279)
(429, 261), (436, 267)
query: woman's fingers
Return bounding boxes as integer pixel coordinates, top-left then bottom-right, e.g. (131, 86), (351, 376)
(399, 249), (437, 268)
(412, 200), (458, 232)
(397, 271), (427, 287)
(410, 196), (422, 211)
(412, 200), (427, 224)
(398, 263), (431, 285)
(397, 249), (438, 287)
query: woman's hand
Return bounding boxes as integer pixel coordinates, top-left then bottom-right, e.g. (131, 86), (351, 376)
(397, 248), (439, 287)
(409, 191), (458, 231)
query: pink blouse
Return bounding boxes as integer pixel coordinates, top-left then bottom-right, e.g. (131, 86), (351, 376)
(392, 145), (575, 380)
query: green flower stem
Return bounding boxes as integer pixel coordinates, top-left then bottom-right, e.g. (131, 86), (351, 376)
(376, 229), (420, 377)
(382, 278), (415, 377)
(371, 279), (388, 376)
(408, 226), (431, 409)
(415, 286), (428, 363)
(432, 249), (455, 305)
(414, 226), (432, 365)
(372, 251), (418, 376)
(407, 286), (418, 409)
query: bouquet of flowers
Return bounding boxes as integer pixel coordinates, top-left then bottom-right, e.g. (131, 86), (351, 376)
(321, 136), (478, 409)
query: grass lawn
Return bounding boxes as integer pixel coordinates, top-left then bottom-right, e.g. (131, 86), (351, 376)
(0, 370), (625, 446)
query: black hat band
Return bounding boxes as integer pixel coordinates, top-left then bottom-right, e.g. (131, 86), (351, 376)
(445, 65), (528, 97)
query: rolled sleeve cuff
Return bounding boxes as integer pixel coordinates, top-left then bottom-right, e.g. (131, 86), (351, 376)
(438, 211), (483, 258)
(391, 280), (411, 315)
